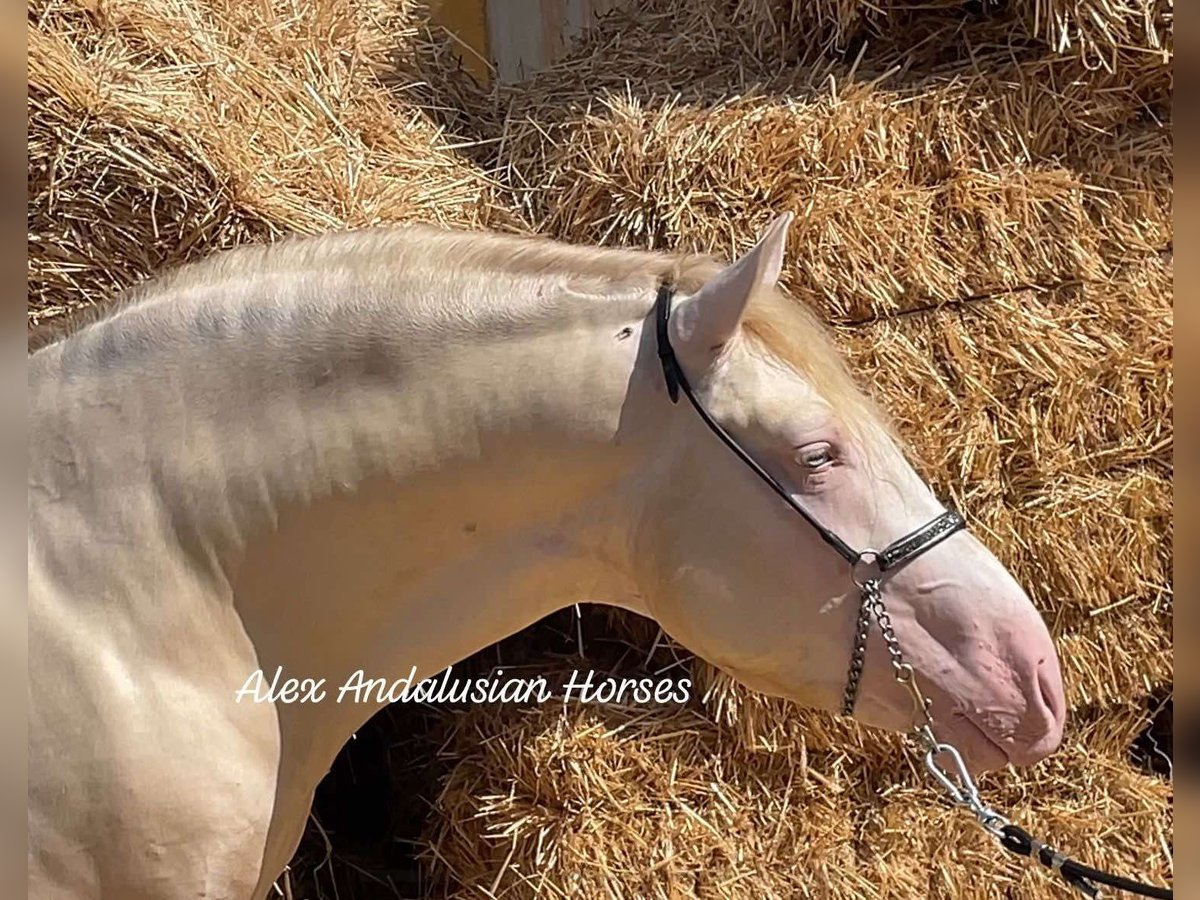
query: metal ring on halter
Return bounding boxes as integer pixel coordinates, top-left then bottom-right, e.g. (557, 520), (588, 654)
(851, 549), (883, 588)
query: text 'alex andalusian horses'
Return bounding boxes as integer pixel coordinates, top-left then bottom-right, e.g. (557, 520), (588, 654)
(28, 217), (1065, 899)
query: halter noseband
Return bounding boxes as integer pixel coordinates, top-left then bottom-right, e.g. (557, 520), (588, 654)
(654, 284), (965, 715)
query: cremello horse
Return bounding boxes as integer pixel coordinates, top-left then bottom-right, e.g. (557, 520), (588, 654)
(29, 216), (1065, 899)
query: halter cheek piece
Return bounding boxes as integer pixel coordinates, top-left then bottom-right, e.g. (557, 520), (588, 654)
(654, 284), (965, 716)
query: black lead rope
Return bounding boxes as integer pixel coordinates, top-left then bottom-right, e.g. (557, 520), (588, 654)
(654, 283), (1173, 900)
(999, 823), (1173, 899)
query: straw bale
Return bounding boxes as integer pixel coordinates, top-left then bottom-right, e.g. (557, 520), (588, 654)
(492, 20), (1169, 304)
(577, 0), (1172, 78)
(28, 0), (516, 332)
(999, 0), (1170, 69)
(423, 682), (1171, 899)
(27, 22), (270, 328)
(423, 693), (860, 899)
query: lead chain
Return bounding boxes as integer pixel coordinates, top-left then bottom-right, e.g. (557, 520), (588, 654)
(862, 580), (1012, 840)
(840, 585), (875, 715)
(863, 581), (912, 685)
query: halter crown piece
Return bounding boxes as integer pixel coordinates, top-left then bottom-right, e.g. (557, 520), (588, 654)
(652, 282), (1171, 900)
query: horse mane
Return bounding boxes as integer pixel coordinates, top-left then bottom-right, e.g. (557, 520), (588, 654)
(30, 224), (893, 443)
(31, 226), (702, 352)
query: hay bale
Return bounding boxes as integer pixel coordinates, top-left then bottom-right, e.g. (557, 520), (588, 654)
(1007, 0), (1171, 67)
(27, 21), (271, 328)
(28, 0), (517, 331)
(423, 682), (1171, 898)
(598, 0), (1172, 75)
(491, 10), (1168, 293)
(423, 691), (864, 899)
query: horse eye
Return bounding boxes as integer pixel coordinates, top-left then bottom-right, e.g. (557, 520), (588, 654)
(796, 445), (834, 469)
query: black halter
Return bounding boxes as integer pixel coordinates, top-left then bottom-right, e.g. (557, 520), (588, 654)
(654, 284), (965, 715)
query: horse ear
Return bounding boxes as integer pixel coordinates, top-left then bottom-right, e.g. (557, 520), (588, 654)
(670, 212), (792, 366)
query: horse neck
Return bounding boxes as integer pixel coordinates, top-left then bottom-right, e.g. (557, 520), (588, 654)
(30, 255), (659, 735)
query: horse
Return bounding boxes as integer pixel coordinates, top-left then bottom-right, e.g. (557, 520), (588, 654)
(28, 215), (1066, 899)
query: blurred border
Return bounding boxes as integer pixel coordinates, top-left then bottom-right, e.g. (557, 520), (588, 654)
(1175, 1), (1191, 893)
(5, 0), (27, 897)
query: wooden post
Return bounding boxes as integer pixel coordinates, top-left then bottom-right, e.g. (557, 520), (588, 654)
(428, 0), (625, 85)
